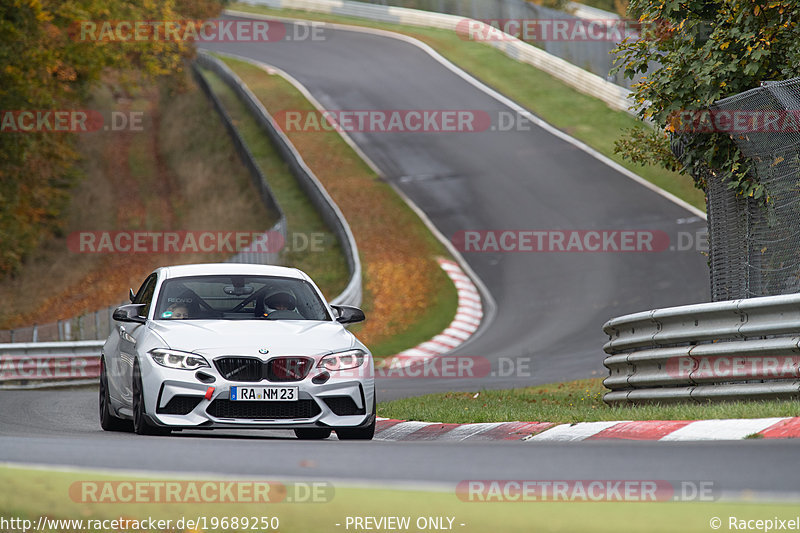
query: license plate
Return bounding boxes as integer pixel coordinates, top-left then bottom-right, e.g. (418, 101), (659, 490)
(230, 386), (298, 402)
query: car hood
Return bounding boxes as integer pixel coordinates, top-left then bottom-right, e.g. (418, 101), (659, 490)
(148, 320), (359, 357)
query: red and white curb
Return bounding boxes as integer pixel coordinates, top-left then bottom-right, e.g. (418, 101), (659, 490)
(374, 418), (553, 442)
(379, 258), (482, 370)
(526, 417), (797, 441)
(373, 417), (800, 442)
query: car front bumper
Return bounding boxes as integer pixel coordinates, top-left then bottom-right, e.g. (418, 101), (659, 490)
(139, 355), (375, 429)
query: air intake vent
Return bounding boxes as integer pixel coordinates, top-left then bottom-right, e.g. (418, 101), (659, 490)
(323, 396), (365, 416)
(207, 399), (321, 419)
(157, 395), (203, 415)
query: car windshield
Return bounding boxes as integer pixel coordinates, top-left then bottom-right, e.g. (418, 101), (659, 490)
(154, 275), (331, 321)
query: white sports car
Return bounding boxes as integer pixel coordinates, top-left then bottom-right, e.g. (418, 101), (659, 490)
(100, 263), (375, 440)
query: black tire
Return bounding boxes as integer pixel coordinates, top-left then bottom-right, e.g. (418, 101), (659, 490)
(99, 358), (132, 432)
(336, 392), (376, 441)
(132, 361), (170, 436)
(294, 428), (332, 440)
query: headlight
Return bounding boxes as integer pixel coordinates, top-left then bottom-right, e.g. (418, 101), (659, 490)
(318, 349), (366, 371)
(149, 349), (210, 370)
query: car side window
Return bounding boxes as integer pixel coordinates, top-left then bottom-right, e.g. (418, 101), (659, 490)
(133, 274), (158, 319)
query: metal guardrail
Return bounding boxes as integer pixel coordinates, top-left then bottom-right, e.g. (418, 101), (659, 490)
(603, 294), (800, 404)
(0, 341), (103, 388)
(238, 0), (634, 113)
(194, 51), (363, 307)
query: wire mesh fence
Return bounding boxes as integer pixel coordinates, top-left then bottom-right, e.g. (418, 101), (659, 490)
(0, 305), (121, 343)
(706, 77), (800, 299)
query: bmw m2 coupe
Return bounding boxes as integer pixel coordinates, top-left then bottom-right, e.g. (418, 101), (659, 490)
(100, 263), (375, 440)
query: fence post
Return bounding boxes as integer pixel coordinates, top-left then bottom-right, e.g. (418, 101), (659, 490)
(32, 325), (38, 343)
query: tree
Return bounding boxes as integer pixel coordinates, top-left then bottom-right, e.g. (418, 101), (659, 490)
(0, 0), (226, 278)
(613, 0), (800, 199)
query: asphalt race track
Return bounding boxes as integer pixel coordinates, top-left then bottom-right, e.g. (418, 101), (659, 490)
(0, 388), (798, 498)
(3, 15), (794, 500)
(200, 16), (709, 399)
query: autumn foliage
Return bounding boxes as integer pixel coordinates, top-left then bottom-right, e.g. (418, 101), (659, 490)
(0, 0), (226, 278)
(613, 0), (800, 199)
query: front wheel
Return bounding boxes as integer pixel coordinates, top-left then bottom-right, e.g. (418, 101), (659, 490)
(132, 361), (170, 436)
(99, 358), (132, 432)
(335, 421), (375, 440)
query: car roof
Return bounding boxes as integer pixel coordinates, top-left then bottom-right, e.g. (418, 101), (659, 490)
(155, 263), (307, 280)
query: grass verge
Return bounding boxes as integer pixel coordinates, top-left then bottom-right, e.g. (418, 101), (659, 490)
(204, 56), (458, 356)
(378, 378), (800, 423)
(229, 3), (706, 211)
(0, 464), (796, 533)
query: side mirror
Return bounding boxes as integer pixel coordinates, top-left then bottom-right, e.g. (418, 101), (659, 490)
(113, 304), (146, 324)
(331, 305), (365, 325)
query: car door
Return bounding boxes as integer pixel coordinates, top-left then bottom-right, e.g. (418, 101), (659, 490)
(116, 274), (157, 407)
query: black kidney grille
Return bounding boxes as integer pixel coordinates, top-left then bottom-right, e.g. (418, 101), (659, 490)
(214, 357), (263, 382)
(207, 399), (321, 419)
(266, 357), (313, 382)
(157, 395), (203, 415)
(323, 396), (366, 416)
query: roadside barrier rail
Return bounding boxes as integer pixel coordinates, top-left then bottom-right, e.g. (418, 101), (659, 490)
(603, 293), (800, 404)
(0, 341), (103, 388)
